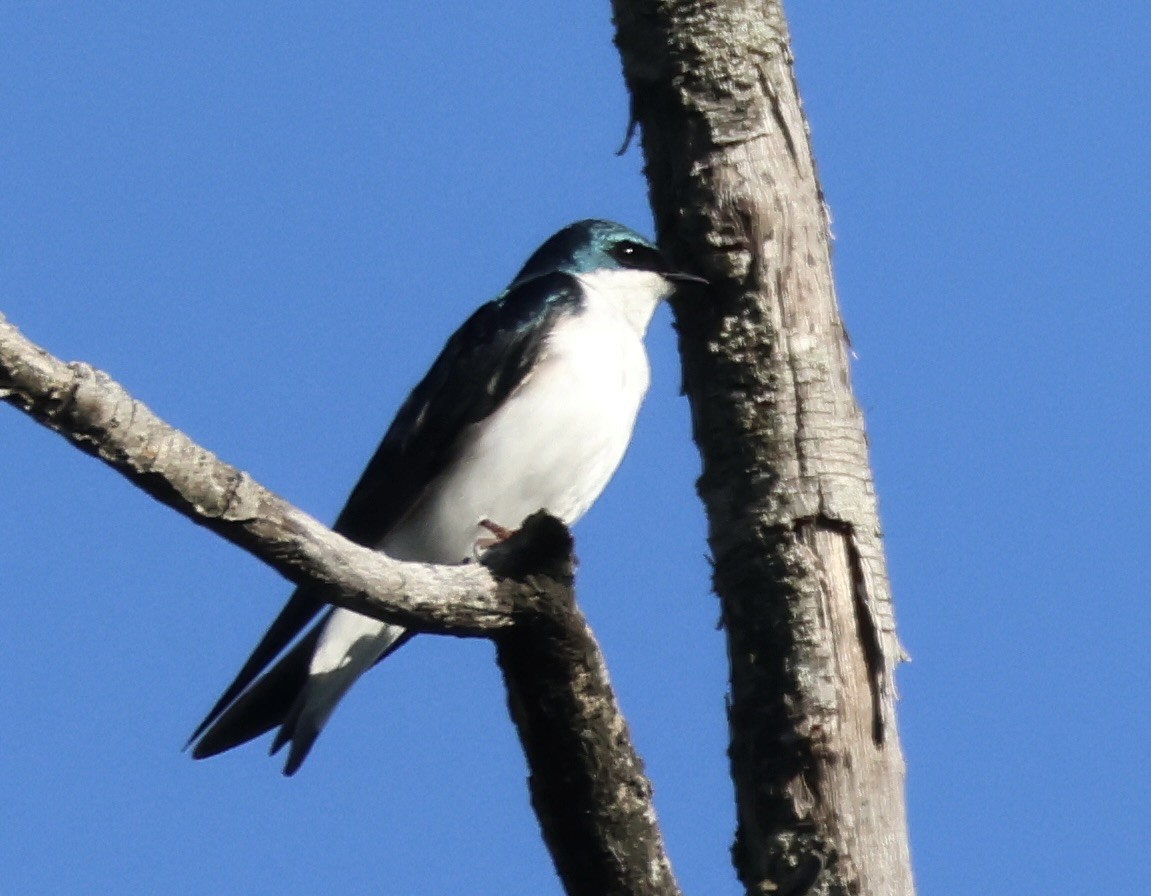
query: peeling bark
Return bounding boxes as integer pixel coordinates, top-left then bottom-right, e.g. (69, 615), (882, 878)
(613, 1), (914, 894)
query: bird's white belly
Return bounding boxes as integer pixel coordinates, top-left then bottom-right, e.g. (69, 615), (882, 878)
(384, 305), (651, 564)
(307, 301), (653, 683)
(306, 268), (665, 695)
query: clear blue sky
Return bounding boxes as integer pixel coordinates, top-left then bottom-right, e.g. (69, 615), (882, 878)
(2, 4), (1148, 894)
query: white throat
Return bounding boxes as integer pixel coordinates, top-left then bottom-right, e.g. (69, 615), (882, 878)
(575, 268), (673, 336)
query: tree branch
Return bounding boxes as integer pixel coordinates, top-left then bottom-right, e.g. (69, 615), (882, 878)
(0, 310), (681, 896)
(0, 312), (505, 636)
(490, 518), (683, 896)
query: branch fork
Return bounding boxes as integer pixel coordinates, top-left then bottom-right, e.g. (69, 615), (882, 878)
(0, 311), (681, 896)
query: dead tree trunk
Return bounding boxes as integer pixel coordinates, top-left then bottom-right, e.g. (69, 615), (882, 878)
(613, 2), (915, 894)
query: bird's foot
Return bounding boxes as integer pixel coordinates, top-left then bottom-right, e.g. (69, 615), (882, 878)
(479, 518), (515, 540)
(475, 518), (516, 551)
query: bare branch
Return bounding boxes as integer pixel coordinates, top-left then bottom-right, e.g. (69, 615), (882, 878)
(1, 310), (681, 896)
(0, 311), (506, 636)
(489, 518), (683, 896)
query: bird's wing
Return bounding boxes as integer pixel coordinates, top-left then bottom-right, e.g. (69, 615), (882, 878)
(330, 270), (582, 546)
(187, 590), (327, 746)
(189, 271), (582, 741)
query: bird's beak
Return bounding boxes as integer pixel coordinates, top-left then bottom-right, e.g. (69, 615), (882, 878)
(666, 271), (709, 286)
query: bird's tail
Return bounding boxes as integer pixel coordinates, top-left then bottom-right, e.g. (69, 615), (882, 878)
(269, 625), (414, 776)
(191, 619), (413, 775)
(189, 624), (322, 764)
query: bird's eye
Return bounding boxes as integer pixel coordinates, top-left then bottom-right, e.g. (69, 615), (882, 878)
(610, 240), (664, 271)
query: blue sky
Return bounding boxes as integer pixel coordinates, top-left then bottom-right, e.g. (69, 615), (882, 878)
(2, 4), (1149, 894)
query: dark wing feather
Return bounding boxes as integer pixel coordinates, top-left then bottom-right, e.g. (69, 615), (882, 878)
(189, 272), (582, 751)
(190, 621), (324, 760)
(331, 270), (582, 547)
(186, 588), (323, 746)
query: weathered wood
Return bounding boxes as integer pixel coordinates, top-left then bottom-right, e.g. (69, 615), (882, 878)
(1, 312), (679, 896)
(613, 1), (914, 893)
(490, 516), (682, 896)
(0, 311), (508, 636)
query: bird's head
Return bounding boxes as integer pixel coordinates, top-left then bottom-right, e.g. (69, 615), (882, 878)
(510, 220), (707, 334)
(513, 219), (706, 288)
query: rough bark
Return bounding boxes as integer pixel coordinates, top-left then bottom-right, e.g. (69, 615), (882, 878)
(0, 312), (678, 896)
(491, 519), (682, 896)
(613, 2), (914, 895)
(0, 313), (505, 636)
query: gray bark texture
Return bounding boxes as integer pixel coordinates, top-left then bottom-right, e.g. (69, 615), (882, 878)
(489, 521), (682, 896)
(0, 314), (506, 636)
(0, 314), (678, 896)
(2, 2), (914, 887)
(612, 1), (914, 894)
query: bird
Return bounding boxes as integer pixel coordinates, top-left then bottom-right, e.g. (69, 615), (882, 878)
(187, 218), (706, 775)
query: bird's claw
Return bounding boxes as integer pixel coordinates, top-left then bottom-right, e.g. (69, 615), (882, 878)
(475, 518), (517, 552)
(479, 518), (516, 541)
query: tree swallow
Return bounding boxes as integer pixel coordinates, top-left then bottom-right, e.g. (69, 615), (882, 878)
(188, 219), (705, 775)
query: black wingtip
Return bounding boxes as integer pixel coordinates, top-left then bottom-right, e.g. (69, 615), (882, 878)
(187, 589), (326, 748)
(281, 726), (320, 777)
(188, 624), (322, 762)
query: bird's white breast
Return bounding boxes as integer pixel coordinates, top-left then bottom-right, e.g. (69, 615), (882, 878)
(383, 268), (668, 564)
(307, 268), (670, 683)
